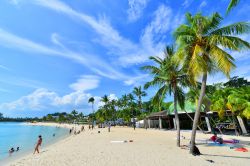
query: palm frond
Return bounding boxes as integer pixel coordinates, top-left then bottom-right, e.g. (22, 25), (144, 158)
(209, 34), (250, 51)
(210, 22), (250, 36)
(227, 0), (240, 14)
(209, 45), (236, 77)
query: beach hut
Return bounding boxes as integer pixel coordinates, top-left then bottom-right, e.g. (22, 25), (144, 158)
(168, 101), (210, 131)
(146, 111), (172, 129)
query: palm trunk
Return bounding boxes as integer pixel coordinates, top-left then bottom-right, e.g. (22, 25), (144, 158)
(174, 88), (181, 147)
(139, 96), (142, 113)
(190, 73), (207, 154)
(92, 103), (94, 126)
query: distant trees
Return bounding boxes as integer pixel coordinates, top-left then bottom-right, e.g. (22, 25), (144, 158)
(0, 112), (3, 120)
(224, 76), (250, 88)
(133, 86), (147, 113)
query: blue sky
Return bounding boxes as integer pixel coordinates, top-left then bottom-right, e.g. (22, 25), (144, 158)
(0, 0), (249, 117)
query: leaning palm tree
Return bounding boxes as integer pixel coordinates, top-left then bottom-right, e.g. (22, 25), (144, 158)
(174, 12), (250, 154)
(142, 45), (188, 147)
(88, 97), (95, 114)
(133, 86), (147, 113)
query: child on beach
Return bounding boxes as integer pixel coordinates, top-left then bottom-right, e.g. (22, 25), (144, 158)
(33, 135), (42, 154)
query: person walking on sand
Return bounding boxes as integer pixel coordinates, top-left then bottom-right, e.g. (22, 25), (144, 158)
(33, 135), (42, 154)
(81, 125), (85, 131)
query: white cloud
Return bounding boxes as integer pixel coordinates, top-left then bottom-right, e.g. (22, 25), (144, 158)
(0, 76), (45, 89)
(0, 88), (58, 110)
(182, 0), (194, 8)
(6, 1), (183, 84)
(124, 74), (149, 86)
(127, 0), (148, 22)
(0, 74), (117, 113)
(27, 1), (175, 66)
(69, 75), (100, 91)
(0, 88), (10, 93)
(0, 64), (10, 71)
(119, 5), (175, 65)
(199, 1), (207, 10)
(0, 28), (128, 80)
(95, 94), (118, 108)
(0, 88), (92, 111)
(0, 88), (119, 115)
(8, 0), (20, 5)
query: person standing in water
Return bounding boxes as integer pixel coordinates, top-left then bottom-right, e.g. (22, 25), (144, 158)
(33, 135), (42, 154)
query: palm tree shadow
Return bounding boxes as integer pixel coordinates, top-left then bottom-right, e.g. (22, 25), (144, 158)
(202, 154), (250, 160)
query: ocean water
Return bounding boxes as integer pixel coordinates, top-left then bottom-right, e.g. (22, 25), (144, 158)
(0, 122), (69, 163)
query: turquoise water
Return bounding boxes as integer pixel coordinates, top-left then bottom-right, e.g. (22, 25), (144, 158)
(0, 122), (68, 162)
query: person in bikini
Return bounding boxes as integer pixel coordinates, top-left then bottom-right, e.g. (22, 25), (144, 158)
(33, 135), (42, 154)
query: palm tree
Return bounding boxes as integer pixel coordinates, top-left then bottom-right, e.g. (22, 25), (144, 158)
(174, 12), (250, 154)
(142, 45), (188, 147)
(133, 86), (147, 113)
(101, 95), (109, 104)
(71, 110), (78, 120)
(127, 93), (137, 129)
(227, 0), (240, 14)
(78, 112), (84, 121)
(101, 95), (109, 121)
(88, 97), (95, 114)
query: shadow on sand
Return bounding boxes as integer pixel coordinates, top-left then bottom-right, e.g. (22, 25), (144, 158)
(202, 154), (250, 160)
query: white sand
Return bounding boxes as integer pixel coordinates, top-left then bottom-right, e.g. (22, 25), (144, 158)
(7, 123), (250, 166)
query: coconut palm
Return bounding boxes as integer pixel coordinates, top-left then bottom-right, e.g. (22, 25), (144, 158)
(71, 110), (78, 120)
(88, 97), (95, 114)
(174, 12), (250, 154)
(100, 95), (110, 121)
(133, 86), (147, 113)
(101, 95), (109, 104)
(142, 45), (188, 147)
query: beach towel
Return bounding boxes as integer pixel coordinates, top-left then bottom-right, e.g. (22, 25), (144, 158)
(235, 148), (248, 152)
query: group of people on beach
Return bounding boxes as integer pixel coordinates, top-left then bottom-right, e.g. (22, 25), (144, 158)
(69, 124), (95, 135)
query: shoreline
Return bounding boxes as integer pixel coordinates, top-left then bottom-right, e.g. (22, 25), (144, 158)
(6, 124), (250, 166)
(1, 122), (74, 166)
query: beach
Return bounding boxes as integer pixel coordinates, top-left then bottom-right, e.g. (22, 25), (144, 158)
(7, 123), (250, 166)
